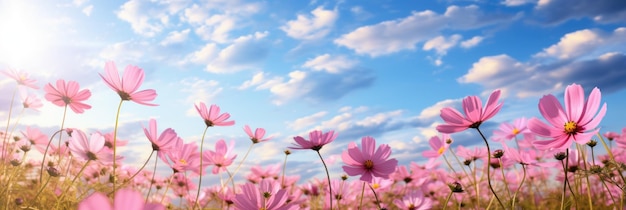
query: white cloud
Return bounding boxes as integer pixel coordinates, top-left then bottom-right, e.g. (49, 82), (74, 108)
(417, 98), (461, 121)
(181, 1), (263, 43)
(185, 43), (219, 64)
(82, 5), (93, 16)
(422, 34), (462, 55)
(461, 36), (484, 48)
(501, 0), (536, 6)
(334, 5), (518, 57)
(534, 28), (626, 60)
(180, 77), (222, 116)
(289, 111), (328, 130)
(281, 6), (338, 40)
(184, 32), (270, 73)
(160, 29), (190, 46)
(302, 54), (359, 73)
(97, 41), (149, 66)
(116, 0), (166, 37)
(238, 72), (283, 90)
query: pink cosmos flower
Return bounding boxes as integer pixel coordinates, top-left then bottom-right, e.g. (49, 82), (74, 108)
(19, 89), (42, 111)
(233, 180), (296, 210)
(21, 127), (48, 154)
(143, 119), (179, 160)
(393, 191), (433, 210)
(492, 117), (529, 142)
(290, 130), (337, 151)
(455, 145), (487, 161)
(342, 136), (398, 182)
(437, 90), (503, 133)
(163, 140), (202, 174)
(44, 79), (92, 114)
(422, 133), (450, 158)
(1, 69), (38, 89)
(68, 130), (118, 164)
(100, 61), (158, 106)
(243, 125), (271, 144)
(528, 83), (607, 150)
(195, 102), (235, 127)
(78, 188), (164, 210)
(615, 128), (626, 148)
(203, 139), (237, 174)
(603, 131), (620, 141)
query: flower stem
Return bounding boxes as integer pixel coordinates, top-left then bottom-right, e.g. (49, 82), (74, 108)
(368, 184), (382, 209)
(114, 150), (155, 193)
(112, 99), (124, 200)
(512, 164), (527, 209)
(316, 150), (333, 210)
(145, 153), (159, 201)
(475, 127), (505, 209)
(221, 143), (254, 190)
(359, 182), (365, 209)
(1, 87), (17, 162)
(39, 129), (64, 184)
(194, 126), (209, 210)
(442, 190), (453, 210)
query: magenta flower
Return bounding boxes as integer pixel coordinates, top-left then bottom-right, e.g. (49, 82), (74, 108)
(143, 119), (179, 160)
(233, 180), (296, 210)
(1, 69), (38, 89)
(44, 79), (92, 114)
(393, 191), (433, 210)
(528, 83), (607, 150)
(163, 140), (202, 174)
(342, 136), (398, 182)
(78, 188), (164, 210)
(492, 117), (529, 142)
(195, 102), (235, 127)
(437, 90), (503, 133)
(243, 125), (271, 144)
(604, 131), (620, 141)
(422, 133), (450, 158)
(203, 139), (237, 174)
(290, 130), (337, 151)
(100, 61), (158, 106)
(68, 130), (118, 164)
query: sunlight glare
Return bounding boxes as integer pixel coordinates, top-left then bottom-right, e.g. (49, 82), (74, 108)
(0, 1), (48, 68)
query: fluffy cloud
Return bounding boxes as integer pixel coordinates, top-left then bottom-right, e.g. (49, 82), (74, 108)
(460, 27), (626, 97)
(502, 0), (537, 6)
(423, 34), (462, 55)
(534, 0), (626, 24)
(116, 0), (175, 37)
(179, 77), (222, 116)
(159, 29), (191, 46)
(281, 6), (338, 40)
(461, 36), (484, 48)
(182, 2), (262, 43)
(238, 72), (283, 90)
(288, 111), (328, 130)
(334, 5), (518, 57)
(186, 32), (270, 73)
(302, 54), (358, 73)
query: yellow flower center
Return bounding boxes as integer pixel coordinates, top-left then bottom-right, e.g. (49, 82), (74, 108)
(564, 121), (579, 135)
(364, 160), (374, 169)
(437, 147), (446, 155)
(179, 159), (187, 165)
(372, 183), (380, 189)
(512, 128), (520, 135)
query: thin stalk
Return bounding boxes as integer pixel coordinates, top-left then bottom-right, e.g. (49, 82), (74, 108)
(1, 87), (17, 162)
(512, 164), (527, 209)
(281, 152), (289, 188)
(39, 129), (64, 184)
(111, 99), (124, 200)
(578, 145), (593, 210)
(442, 191), (453, 210)
(113, 150), (155, 194)
(145, 153), (159, 201)
(475, 127), (505, 209)
(560, 148), (569, 210)
(221, 143), (254, 189)
(359, 182), (365, 209)
(368, 184), (382, 209)
(194, 126), (210, 210)
(29, 175), (52, 209)
(596, 133), (626, 184)
(317, 150), (333, 210)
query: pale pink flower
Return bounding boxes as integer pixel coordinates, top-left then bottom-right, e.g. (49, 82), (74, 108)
(492, 117), (529, 142)
(603, 131), (620, 141)
(422, 133), (450, 158)
(68, 130), (119, 164)
(342, 136), (398, 182)
(1, 69), (38, 89)
(143, 119), (179, 161)
(437, 90), (503, 133)
(78, 188), (164, 210)
(290, 130), (337, 151)
(100, 61), (158, 106)
(163, 140), (202, 174)
(44, 79), (91, 114)
(21, 127), (48, 154)
(19, 89), (42, 111)
(233, 180), (296, 210)
(195, 102), (235, 127)
(529, 83), (607, 150)
(243, 125), (271, 143)
(203, 139), (237, 174)
(393, 191), (433, 210)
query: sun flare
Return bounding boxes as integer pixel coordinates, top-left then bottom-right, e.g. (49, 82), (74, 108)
(0, 1), (48, 67)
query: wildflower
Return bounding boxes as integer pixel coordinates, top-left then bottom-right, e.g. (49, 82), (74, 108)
(100, 61), (158, 106)
(195, 102), (235, 127)
(68, 130), (118, 164)
(528, 83), (607, 150)
(43, 79), (91, 114)
(436, 90), (503, 133)
(243, 125), (271, 144)
(1, 69), (38, 89)
(393, 191), (433, 210)
(341, 136), (398, 182)
(422, 133), (450, 158)
(492, 117), (529, 142)
(233, 180), (296, 210)
(78, 188), (164, 210)
(203, 139), (237, 174)
(21, 127), (48, 154)
(290, 130), (337, 151)
(19, 89), (42, 111)
(143, 119), (179, 160)
(163, 141), (202, 174)
(603, 131), (619, 141)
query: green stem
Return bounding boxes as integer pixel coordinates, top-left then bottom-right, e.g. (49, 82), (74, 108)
(512, 164), (527, 209)
(475, 127), (505, 209)
(113, 150), (155, 194)
(317, 150), (333, 210)
(1, 87), (17, 162)
(359, 182), (365, 209)
(194, 126), (209, 210)
(368, 184), (382, 209)
(145, 152), (159, 201)
(221, 143), (254, 190)
(112, 99), (124, 200)
(442, 190), (453, 210)
(39, 129), (65, 184)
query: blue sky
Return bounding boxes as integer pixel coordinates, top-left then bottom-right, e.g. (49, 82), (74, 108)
(1, 0), (625, 180)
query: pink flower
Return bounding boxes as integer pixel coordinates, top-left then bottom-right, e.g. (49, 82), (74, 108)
(21, 127), (48, 154)
(143, 119), (179, 160)
(393, 191), (433, 210)
(492, 117), (529, 142)
(528, 83), (607, 150)
(78, 188), (164, 210)
(421, 133), (450, 158)
(341, 136), (398, 182)
(233, 180), (296, 210)
(1, 69), (38, 89)
(243, 125), (271, 144)
(100, 61), (158, 106)
(290, 130), (337, 151)
(163, 140), (202, 174)
(44, 79), (92, 114)
(203, 139), (237, 174)
(68, 130), (118, 164)
(436, 90), (503, 133)
(603, 131), (620, 141)
(19, 89), (43, 111)
(195, 102), (235, 127)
